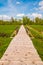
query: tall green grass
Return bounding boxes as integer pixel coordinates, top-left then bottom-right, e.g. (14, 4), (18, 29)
(30, 25), (43, 32)
(25, 25), (43, 61)
(0, 37), (12, 58)
(0, 25), (20, 58)
(0, 25), (20, 37)
(32, 38), (43, 60)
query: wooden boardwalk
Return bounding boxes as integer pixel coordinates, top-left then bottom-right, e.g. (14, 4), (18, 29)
(0, 25), (43, 65)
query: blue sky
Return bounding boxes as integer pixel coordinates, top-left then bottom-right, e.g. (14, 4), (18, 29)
(0, 0), (43, 20)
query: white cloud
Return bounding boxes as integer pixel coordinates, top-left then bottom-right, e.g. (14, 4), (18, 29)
(0, 13), (42, 21)
(16, 13), (42, 20)
(39, 1), (43, 10)
(16, 2), (20, 5)
(34, 1), (43, 11)
(39, 6), (43, 10)
(31, 13), (42, 18)
(0, 0), (19, 17)
(27, 13), (42, 20)
(16, 13), (25, 17)
(39, 1), (43, 6)
(0, 15), (11, 20)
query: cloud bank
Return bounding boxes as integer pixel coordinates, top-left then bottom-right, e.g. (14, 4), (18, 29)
(0, 15), (11, 20)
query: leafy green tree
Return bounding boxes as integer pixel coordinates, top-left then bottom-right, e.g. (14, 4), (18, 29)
(35, 17), (40, 24)
(23, 16), (31, 25)
(35, 17), (43, 25)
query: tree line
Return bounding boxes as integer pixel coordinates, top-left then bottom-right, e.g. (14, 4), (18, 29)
(0, 17), (43, 25)
(23, 17), (43, 25)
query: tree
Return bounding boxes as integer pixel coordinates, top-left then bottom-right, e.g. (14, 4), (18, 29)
(23, 16), (30, 25)
(11, 17), (14, 22)
(35, 17), (43, 25)
(35, 17), (40, 24)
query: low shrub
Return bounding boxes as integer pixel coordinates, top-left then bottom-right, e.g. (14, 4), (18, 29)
(0, 33), (10, 37)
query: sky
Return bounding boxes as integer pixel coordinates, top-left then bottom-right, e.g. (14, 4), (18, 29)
(0, 0), (43, 20)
